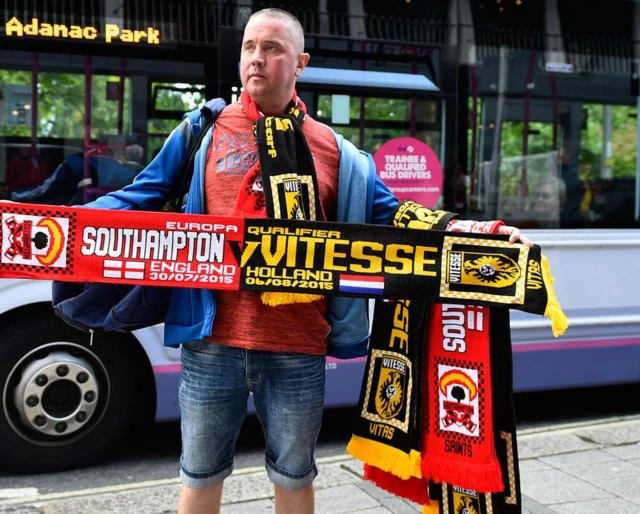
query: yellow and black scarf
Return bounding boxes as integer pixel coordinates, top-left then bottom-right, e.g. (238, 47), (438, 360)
(349, 202), (564, 514)
(235, 90), (324, 307)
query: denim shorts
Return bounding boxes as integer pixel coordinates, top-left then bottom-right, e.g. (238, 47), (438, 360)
(178, 340), (326, 490)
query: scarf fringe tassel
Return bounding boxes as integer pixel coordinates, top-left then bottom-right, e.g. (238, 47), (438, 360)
(421, 455), (504, 493)
(363, 465), (430, 506)
(347, 435), (422, 480)
(541, 255), (570, 337)
(260, 291), (324, 306)
(422, 502), (440, 514)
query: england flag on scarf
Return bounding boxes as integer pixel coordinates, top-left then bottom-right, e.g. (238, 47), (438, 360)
(103, 260), (145, 280)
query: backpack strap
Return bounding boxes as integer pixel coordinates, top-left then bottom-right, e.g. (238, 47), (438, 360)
(166, 105), (218, 212)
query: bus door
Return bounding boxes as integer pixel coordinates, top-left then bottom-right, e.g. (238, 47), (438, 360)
(295, 66), (445, 210)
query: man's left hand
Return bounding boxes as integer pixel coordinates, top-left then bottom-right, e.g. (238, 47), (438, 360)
(498, 226), (533, 248)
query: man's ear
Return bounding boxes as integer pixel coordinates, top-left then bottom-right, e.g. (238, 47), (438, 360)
(295, 53), (311, 77)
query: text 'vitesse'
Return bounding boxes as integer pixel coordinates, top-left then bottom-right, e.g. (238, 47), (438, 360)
(241, 235), (439, 277)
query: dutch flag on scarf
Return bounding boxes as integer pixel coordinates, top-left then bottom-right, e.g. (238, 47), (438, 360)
(339, 274), (385, 295)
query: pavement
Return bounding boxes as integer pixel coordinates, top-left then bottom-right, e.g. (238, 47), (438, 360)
(2, 416), (640, 514)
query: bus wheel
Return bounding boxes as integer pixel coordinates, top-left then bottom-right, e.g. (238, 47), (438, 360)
(0, 314), (154, 473)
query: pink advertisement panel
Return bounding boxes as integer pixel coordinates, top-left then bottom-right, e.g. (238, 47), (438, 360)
(373, 137), (443, 208)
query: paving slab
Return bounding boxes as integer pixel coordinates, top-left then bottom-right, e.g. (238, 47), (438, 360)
(221, 499), (274, 513)
(0, 507), (41, 514)
(41, 484), (181, 514)
(355, 481), (396, 502)
(521, 469), (613, 505)
(575, 423), (640, 446)
(341, 460), (365, 478)
(315, 484), (381, 514)
(596, 475), (640, 504)
(518, 434), (600, 459)
(550, 498), (640, 514)
(221, 471), (273, 504)
(378, 497), (421, 513)
(538, 449), (619, 468)
(603, 442), (640, 460)
(519, 459), (553, 472)
(562, 460), (640, 482)
(314, 464), (363, 489)
(521, 495), (558, 514)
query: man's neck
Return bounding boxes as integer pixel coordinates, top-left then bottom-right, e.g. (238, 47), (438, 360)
(255, 101), (288, 116)
(253, 91), (296, 116)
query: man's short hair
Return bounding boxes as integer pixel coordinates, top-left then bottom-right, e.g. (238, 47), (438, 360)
(249, 8), (305, 54)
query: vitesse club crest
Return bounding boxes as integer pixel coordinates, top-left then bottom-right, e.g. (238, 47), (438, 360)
(282, 178), (305, 220)
(1, 214), (68, 267)
(269, 175), (316, 220)
(442, 484), (492, 514)
(441, 235), (529, 305)
(453, 487), (481, 514)
(362, 350), (412, 432)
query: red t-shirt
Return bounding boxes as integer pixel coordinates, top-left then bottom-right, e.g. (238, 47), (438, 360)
(204, 102), (339, 355)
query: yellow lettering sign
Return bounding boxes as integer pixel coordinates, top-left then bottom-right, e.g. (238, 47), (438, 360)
(105, 23), (120, 43)
(6, 17), (23, 36)
(5, 17), (161, 45)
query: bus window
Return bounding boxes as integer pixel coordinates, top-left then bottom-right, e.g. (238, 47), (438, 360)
(465, 48), (639, 229)
(147, 82), (206, 161)
(580, 105), (638, 225)
(0, 50), (204, 204)
(151, 83), (206, 117)
(315, 94), (441, 155)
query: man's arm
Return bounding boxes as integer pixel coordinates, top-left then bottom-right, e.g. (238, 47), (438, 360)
(368, 173), (400, 225)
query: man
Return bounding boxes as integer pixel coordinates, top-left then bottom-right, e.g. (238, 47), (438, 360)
(84, 9), (530, 513)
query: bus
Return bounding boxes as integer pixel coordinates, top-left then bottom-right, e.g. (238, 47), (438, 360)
(0, 0), (638, 473)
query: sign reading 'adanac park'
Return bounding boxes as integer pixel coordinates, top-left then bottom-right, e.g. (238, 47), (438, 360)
(4, 17), (161, 45)
(374, 137), (443, 209)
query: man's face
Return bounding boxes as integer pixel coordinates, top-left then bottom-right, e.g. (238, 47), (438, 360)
(240, 16), (309, 113)
(533, 182), (559, 216)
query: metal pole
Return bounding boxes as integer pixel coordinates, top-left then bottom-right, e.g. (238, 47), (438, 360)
(633, 1), (639, 221)
(487, 46), (509, 220)
(636, 93), (640, 222)
(117, 58), (126, 135)
(31, 53), (39, 153)
(84, 56), (92, 205)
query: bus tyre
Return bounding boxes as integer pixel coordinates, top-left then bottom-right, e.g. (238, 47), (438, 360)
(0, 313), (154, 473)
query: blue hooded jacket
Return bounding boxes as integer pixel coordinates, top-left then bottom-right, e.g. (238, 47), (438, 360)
(82, 99), (399, 358)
